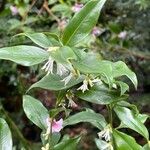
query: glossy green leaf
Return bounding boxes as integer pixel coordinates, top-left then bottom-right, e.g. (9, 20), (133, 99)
(118, 113), (149, 129)
(63, 109), (107, 130)
(28, 74), (84, 91)
(72, 51), (113, 85)
(114, 106), (149, 140)
(112, 61), (138, 89)
(62, 0), (106, 46)
(50, 133), (61, 147)
(23, 95), (49, 130)
(113, 130), (143, 150)
(0, 45), (49, 66)
(115, 81), (129, 96)
(95, 138), (109, 150)
(50, 46), (77, 64)
(143, 142), (150, 150)
(53, 136), (81, 150)
(16, 33), (53, 48)
(0, 118), (12, 150)
(77, 83), (128, 105)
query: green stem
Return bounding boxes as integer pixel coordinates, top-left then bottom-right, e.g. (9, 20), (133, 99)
(107, 105), (113, 127)
(0, 106), (31, 150)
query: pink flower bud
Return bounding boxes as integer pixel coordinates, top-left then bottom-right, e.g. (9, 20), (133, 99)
(46, 117), (63, 133)
(52, 119), (63, 133)
(72, 3), (83, 13)
(10, 6), (19, 16)
(118, 31), (127, 40)
(92, 27), (102, 36)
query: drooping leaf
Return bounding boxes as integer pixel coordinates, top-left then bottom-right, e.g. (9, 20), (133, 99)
(23, 95), (49, 130)
(63, 109), (107, 130)
(114, 106), (149, 140)
(62, 0), (106, 46)
(50, 46), (77, 64)
(72, 52), (137, 89)
(28, 74), (84, 91)
(113, 130), (143, 150)
(53, 136), (81, 150)
(143, 142), (150, 150)
(0, 118), (12, 150)
(77, 83), (128, 105)
(112, 61), (138, 89)
(95, 138), (110, 150)
(72, 51), (113, 86)
(0, 45), (49, 66)
(16, 33), (53, 48)
(115, 81), (129, 96)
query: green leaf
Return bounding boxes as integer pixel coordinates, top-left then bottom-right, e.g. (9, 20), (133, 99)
(50, 133), (61, 147)
(0, 45), (49, 66)
(118, 113), (149, 129)
(72, 51), (113, 85)
(23, 95), (49, 130)
(113, 130), (143, 150)
(50, 46), (77, 64)
(0, 118), (12, 150)
(114, 106), (149, 140)
(77, 83), (128, 105)
(112, 61), (138, 89)
(53, 136), (81, 150)
(72, 50), (137, 88)
(143, 142), (150, 150)
(115, 81), (129, 96)
(62, 0), (106, 46)
(28, 74), (84, 91)
(16, 33), (53, 48)
(95, 138), (109, 150)
(63, 109), (107, 130)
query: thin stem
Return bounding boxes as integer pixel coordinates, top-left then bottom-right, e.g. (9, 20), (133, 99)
(107, 105), (113, 127)
(0, 106), (31, 150)
(43, 0), (60, 24)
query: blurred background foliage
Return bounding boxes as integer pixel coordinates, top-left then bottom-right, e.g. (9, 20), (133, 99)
(0, 0), (150, 149)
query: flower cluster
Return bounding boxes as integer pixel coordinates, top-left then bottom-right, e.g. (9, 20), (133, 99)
(98, 125), (113, 150)
(77, 78), (102, 93)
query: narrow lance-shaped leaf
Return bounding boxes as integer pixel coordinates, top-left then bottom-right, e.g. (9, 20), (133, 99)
(28, 74), (84, 91)
(77, 83), (128, 105)
(112, 61), (138, 89)
(15, 32), (60, 48)
(114, 106), (149, 140)
(53, 136), (81, 150)
(0, 45), (49, 66)
(23, 95), (49, 130)
(63, 109), (107, 130)
(113, 130), (143, 150)
(49, 46), (77, 64)
(62, 0), (107, 46)
(0, 118), (12, 150)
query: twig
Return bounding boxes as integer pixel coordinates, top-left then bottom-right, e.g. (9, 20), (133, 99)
(43, 0), (60, 24)
(22, 0), (37, 22)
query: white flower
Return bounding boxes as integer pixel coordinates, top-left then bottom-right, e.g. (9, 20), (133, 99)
(118, 31), (127, 40)
(77, 79), (89, 93)
(61, 73), (73, 85)
(57, 63), (69, 76)
(98, 127), (112, 142)
(41, 57), (54, 75)
(88, 78), (102, 87)
(41, 143), (49, 150)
